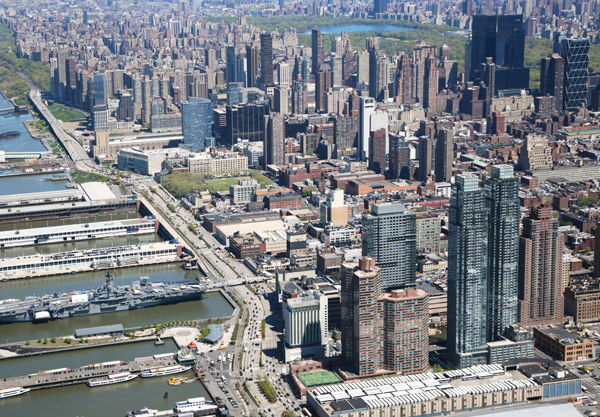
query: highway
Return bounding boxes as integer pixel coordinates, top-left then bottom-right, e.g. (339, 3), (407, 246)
(28, 89), (92, 169)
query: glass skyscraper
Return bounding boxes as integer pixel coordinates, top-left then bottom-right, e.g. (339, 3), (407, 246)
(447, 174), (489, 368)
(182, 98), (213, 152)
(556, 35), (590, 111)
(93, 73), (108, 107)
(485, 165), (520, 342)
(362, 203), (416, 291)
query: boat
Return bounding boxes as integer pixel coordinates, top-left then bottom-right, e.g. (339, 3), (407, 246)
(154, 337), (164, 346)
(168, 377), (185, 386)
(140, 365), (191, 378)
(0, 271), (207, 324)
(88, 372), (138, 387)
(0, 387), (31, 399)
(175, 397), (218, 413)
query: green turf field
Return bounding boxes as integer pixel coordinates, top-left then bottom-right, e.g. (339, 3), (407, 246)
(48, 103), (86, 122)
(298, 370), (341, 387)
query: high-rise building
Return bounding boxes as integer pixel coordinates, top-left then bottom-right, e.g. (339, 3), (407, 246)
(369, 128), (386, 175)
(117, 91), (134, 122)
(389, 134), (411, 180)
(362, 203), (416, 291)
(227, 83), (243, 106)
(369, 49), (389, 102)
(595, 223), (600, 280)
(341, 257), (383, 376)
(320, 189), (348, 226)
(395, 54), (412, 105)
(273, 86), (289, 114)
(540, 53), (565, 113)
(518, 206), (565, 325)
(94, 73), (108, 107)
(182, 98), (213, 152)
(423, 55), (438, 110)
(334, 116), (358, 150)
(141, 76), (152, 126)
(291, 76), (308, 114)
(315, 65), (332, 113)
(358, 97), (375, 161)
(556, 35), (590, 111)
(517, 134), (553, 171)
(260, 33), (274, 87)
(312, 29), (323, 77)
(469, 15), (529, 91)
(381, 288), (429, 374)
(246, 44), (259, 88)
(373, 0), (387, 14)
(264, 113), (285, 166)
(226, 45), (238, 84)
(418, 136), (433, 181)
(225, 102), (270, 147)
(448, 175), (489, 368)
(341, 257), (429, 376)
(434, 129), (453, 182)
(485, 165), (520, 342)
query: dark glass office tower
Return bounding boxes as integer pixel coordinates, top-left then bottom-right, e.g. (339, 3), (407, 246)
(556, 35), (590, 111)
(182, 98), (213, 152)
(373, 0), (387, 14)
(260, 33), (274, 87)
(469, 15), (529, 91)
(447, 174), (489, 368)
(540, 54), (565, 113)
(311, 29), (323, 77)
(485, 165), (520, 342)
(225, 102), (270, 147)
(226, 45), (237, 84)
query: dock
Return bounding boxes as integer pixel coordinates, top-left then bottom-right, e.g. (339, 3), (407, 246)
(0, 354), (180, 391)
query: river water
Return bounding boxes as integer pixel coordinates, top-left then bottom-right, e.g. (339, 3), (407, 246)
(0, 173), (69, 195)
(0, 93), (46, 153)
(0, 340), (210, 417)
(0, 261), (232, 416)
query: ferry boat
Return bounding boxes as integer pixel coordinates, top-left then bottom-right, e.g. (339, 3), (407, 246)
(168, 377), (186, 386)
(175, 397), (217, 413)
(140, 365), (191, 378)
(88, 372), (138, 387)
(0, 387), (31, 399)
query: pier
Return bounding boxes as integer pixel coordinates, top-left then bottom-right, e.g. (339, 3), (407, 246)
(0, 353), (181, 391)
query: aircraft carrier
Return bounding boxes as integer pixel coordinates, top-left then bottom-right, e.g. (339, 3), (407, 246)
(0, 272), (207, 324)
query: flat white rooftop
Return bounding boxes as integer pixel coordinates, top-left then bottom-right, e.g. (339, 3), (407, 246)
(80, 182), (117, 201)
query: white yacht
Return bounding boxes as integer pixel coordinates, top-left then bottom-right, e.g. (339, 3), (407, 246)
(140, 365), (191, 378)
(175, 397), (217, 413)
(0, 387), (31, 399)
(88, 372), (138, 387)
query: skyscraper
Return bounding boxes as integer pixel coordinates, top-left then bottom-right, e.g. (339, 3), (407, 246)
(182, 98), (213, 152)
(341, 257), (382, 376)
(264, 113), (285, 166)
(518, 206), (565, 325)
(291, 75), (308, 114)
(369, 49), (389, 102)
(434, 129), (453, 182)
(226, 45), (238, 83)
(94, 73), (108, 107)
(418, 136), (433, 181)
(485, 165), (519, 342)
(246, 44), (259, 87)
(469, 15), (529, 91)
(341, 257), (429, 376)
(311, 29), (323, 77)
(556, 35), (590, 111)
(373, 0), (387, 14)
(389, 134), (411, 180)
(225, 102), (270, 147)
(423, 55), (438, 110)
(315, 64), (332, 113)
(540, 54), (565, 113)
(260, 33), (274, 87)
(395, 54), (412, 105)
(368, 128), (386, 175)
(358, 97), (375, 161)
(362, 203), (416, 291)
(448, 175), (489, 368)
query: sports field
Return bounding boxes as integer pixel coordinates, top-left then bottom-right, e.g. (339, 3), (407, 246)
(298, 370), (341, 387)
(48, 103), (86, 122)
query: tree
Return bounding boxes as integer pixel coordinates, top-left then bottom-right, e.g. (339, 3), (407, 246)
(50, 337), (56, 343)
(301, 189), (311, 198)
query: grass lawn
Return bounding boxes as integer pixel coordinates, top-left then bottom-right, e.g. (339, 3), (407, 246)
(162, 171), (273, 198)
(48, 103), (86, 123)
(298, 370), (341, 387)
(71, 170), (110, 184)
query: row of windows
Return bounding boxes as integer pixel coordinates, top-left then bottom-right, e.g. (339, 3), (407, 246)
(0, 224), (153, 242)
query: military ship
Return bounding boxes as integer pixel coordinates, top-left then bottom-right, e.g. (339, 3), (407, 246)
(0, 271), (207, 324)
